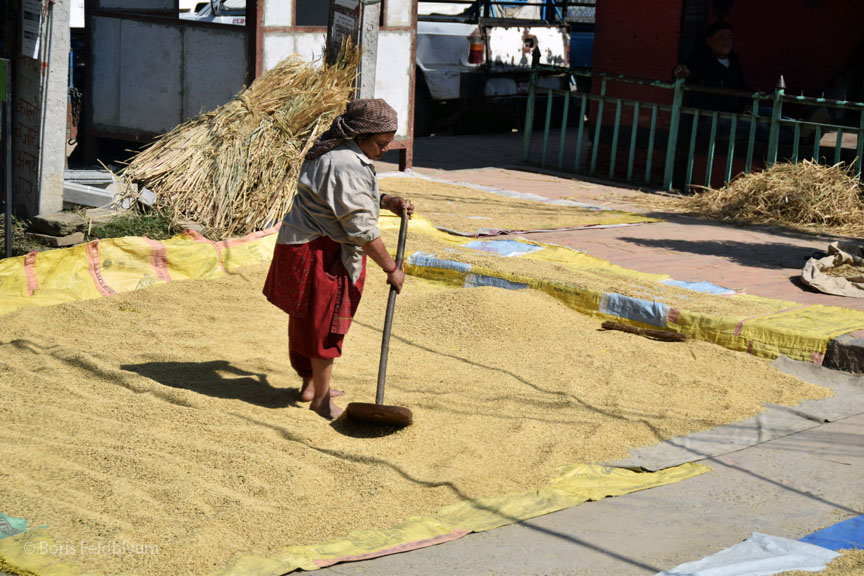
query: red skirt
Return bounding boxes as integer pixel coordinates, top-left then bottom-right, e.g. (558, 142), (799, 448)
(263, 237), (366, 361)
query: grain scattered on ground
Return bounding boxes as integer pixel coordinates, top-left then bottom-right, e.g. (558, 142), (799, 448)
(0, 263), (831, 576)
(379, 177), (655, 235)
(824, 263), (864, 278)
(382, 218), (795, 320)
(779, 549), (864, 575)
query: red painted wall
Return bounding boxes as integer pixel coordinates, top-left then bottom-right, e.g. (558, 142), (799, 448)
(712, 0), (864, 97)
(592, 0), (864, 101)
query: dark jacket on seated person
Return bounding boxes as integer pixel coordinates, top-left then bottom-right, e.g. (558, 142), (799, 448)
(683, 47), (752, 113)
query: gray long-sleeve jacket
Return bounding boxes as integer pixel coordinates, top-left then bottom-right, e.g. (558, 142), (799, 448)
(276, 140), (381, 283)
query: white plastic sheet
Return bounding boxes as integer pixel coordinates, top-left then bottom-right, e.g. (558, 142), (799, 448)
(656, 532), (839, 576)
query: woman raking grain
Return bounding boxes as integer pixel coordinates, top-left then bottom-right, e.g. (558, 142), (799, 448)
(263, 99), (414, 419)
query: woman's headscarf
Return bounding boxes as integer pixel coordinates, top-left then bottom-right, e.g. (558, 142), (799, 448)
(306, 98), (398, 160)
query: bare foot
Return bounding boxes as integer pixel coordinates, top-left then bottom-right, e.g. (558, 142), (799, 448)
(299, 378), (344, 402)
(310, 396), (344, 420)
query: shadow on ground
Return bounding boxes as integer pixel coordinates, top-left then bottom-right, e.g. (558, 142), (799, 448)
(121, 360), (298, 408)
(617, 236), (825, 270)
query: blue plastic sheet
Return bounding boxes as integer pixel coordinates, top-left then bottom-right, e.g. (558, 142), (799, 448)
(661, 279), (737, 296)
(464, 240), (545, 257)
(600, 292), (670, 327)
(800, 515), (864, 551)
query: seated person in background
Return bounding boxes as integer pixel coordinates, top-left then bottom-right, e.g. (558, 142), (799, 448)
(673, 21), (812, 142)
(673, 20), (752, 114)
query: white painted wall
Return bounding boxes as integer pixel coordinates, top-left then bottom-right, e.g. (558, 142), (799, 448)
(263, 32), (326, 71)
(260, 0), (415, 141)
(375, 31), (413, 137)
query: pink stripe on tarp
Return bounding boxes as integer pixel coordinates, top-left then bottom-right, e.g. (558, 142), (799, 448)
(667, 308), (680, 324)
(185, 229), (227, 274)
(85, 240), (117, 297)
(23, 251), (39, 296)
(811, 351), (825, 365)
(747, 340), (754, 354)
(143, 237), (172, 283)
(314, 529), (471, 569)
(733, 305), (809, 338)
(186, 225), (280, 274)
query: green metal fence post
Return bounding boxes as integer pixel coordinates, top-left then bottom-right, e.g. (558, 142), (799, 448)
(590, 77), (607, 175)
(767, 76), (785, 166)
(523, 67), (538, 162)
(857, 112), (864, 180)
(557, 90), (571, 170)
(626, 102), (641, 182)
(662, 77), (684, 191)
(541, 90), (554, 167)
(644, 105), (658, 184)
(574, 93), (587, 172)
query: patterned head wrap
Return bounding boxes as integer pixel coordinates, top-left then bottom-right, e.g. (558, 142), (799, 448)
(306, 98), (398, 160)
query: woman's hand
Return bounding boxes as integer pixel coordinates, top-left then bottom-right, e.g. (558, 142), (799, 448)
(386, 264), (405, 294)
(382, 195), (414, 219)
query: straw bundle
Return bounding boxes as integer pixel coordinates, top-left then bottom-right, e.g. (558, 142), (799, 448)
(685, 161), (864, 237)
(121, 48), (359, 238)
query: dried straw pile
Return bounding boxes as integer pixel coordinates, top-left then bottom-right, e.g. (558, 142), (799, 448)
(121, 49), (359, 238)
(686, 161), (864, 237)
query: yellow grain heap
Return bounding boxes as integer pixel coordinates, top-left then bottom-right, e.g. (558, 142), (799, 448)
(121, 48), (359, 239)
(0, 263), (832, 576)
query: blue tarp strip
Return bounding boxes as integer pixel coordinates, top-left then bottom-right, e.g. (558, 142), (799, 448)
(464, 239), (545, 257)
(407, 252), (473, 273)
(600, 292), (669, 327)
(464, 273), (528, 290)
(661, 279), (737, 295)
(800, 515), (864, 551)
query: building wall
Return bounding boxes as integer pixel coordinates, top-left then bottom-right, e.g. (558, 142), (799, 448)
(713, 0), (864, 96)
(90, 16), (247, 136)
(592, 0), (864, 103)
(259, 0), (416, 142)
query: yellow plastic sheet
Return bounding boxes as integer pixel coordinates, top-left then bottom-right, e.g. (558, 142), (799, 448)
(218, 463), (709, 575)
(0, 229), (278, 317)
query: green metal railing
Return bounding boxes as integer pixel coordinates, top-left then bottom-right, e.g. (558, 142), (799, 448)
(523, 66), (864, 191)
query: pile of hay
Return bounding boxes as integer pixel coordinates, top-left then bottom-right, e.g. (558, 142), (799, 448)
(121, 48), (359, 239)
(686, 161), (864, 237)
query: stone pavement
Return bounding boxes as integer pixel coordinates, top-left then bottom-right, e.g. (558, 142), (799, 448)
(377, 132), (864, 372)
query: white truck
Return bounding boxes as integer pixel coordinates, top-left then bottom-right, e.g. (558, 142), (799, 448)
(415, 0), (589, 135)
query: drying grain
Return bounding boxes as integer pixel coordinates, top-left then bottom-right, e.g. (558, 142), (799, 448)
(378, 178), (654, 235)
(0, 265), (830, 576)
(384, 220), (794, 320)
(824, 263), (864, 278)
(779, 549), (864, 576)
